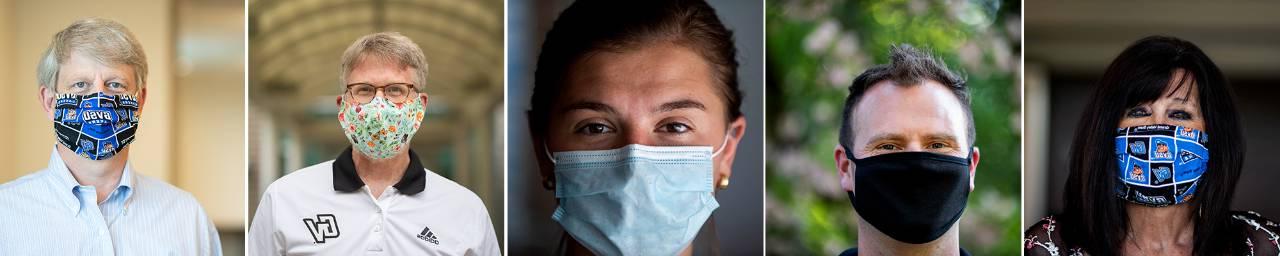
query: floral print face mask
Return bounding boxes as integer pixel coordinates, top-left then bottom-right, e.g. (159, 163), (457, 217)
(338, 95), (425, 159)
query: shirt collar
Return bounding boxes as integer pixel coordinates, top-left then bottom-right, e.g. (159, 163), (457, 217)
(838, 247), (971, 256)
(332, 146), (426, 195)
(46, 147), (136, 214)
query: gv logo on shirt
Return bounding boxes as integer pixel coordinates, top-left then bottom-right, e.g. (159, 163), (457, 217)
(303, 214), (340, 243)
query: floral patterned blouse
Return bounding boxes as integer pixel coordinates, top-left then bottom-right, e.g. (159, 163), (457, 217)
(1024, 211), (1280, 256)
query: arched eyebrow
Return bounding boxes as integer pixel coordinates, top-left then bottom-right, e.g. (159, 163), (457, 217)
(559, 101), (616, 115)
(105, 75), (136, 86)
(1164, 97), (1200, 109)
(654, 99), (706, 113)
(558, 99), (705, 115)
(860, 133), (962, 149)
(861, 133), (907, 149)
(59, 73), (131, 86)
(925, 133), (962, 145)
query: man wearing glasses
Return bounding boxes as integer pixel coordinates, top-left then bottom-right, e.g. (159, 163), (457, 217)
(0, 18), (221, 255)
(246, 32), (500, 255)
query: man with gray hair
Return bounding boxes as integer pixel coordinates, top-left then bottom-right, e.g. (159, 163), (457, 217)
(0, 18), (222, 255)
(247, 32), (500, 255)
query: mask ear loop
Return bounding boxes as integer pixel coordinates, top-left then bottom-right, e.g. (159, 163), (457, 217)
(712, 130), (734, 190)
(543, 143), (557, 165)
(711, 129), (734, 158)
(541, 143), (557, 190)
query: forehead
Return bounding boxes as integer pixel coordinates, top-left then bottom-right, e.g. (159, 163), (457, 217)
(851, 80), (969, 143)
(346, 56), (415, 83)
(58, 52), (135, 79)
(1153, 70), (1200, 105)
(559, 44), (721, 109)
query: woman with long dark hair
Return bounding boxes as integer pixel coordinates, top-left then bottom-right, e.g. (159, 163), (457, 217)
(1024, 36), (1280, 255)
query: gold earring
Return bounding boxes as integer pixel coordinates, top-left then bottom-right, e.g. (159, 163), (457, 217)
(718, 177), (730, 190)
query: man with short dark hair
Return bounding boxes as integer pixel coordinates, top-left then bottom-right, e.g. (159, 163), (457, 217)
(833, 45), (980, 256)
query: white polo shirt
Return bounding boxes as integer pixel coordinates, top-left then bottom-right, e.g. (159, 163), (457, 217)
(247, 148), (500, 255)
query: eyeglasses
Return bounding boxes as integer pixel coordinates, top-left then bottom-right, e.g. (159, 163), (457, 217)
(345, 83), (418, 104)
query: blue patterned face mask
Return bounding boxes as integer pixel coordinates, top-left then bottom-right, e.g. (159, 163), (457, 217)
(1115, 124), (1209, 207)
(52, 92), (140, 160)
(546, 142), (724, 255)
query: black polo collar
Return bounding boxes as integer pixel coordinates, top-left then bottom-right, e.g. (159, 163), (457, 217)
(332, 146), (426, 195)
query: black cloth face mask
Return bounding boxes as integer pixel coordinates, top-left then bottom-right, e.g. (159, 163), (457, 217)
(846, 149), (971, 244)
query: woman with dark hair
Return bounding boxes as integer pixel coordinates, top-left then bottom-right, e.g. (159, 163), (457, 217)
(1024, 36), (1280, 255)
(526, 0), (747, 255)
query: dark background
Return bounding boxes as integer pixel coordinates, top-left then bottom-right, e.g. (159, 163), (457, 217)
(505, 0), (765, 255)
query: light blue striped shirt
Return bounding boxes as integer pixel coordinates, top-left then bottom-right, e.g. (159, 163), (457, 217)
(0, 148), (222, 255)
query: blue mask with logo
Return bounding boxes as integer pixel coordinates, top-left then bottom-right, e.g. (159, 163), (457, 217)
(53, 92), (140, 160)
(1115, 124), (1208, 207)
(546, 143), (722, 255)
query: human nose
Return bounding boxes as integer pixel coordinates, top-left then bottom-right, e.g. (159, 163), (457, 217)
(620, 126), (654, 148)
(904, 143), (925, 152)
(83, 79), (110, 94)
(1139, 107), (1168, 125)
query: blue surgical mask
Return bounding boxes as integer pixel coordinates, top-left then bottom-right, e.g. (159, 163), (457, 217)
(1115, 124), (1209, 206)
(546, 139), (727, 255)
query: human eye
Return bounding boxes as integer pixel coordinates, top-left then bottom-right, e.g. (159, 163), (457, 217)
(387, 84), (409, 96)
(1168, 109), (1193, 121)
(1126, 106), (1151, 118)
(574, 122), (615, 135)
(873, 143), (902, 151)
(352, 85), (375, 95)
(656, 122), (692, 134)
(927, 141), (950, 149)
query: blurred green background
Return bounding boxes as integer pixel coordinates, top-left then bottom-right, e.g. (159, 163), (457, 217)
(764, 0), (1021, 255)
